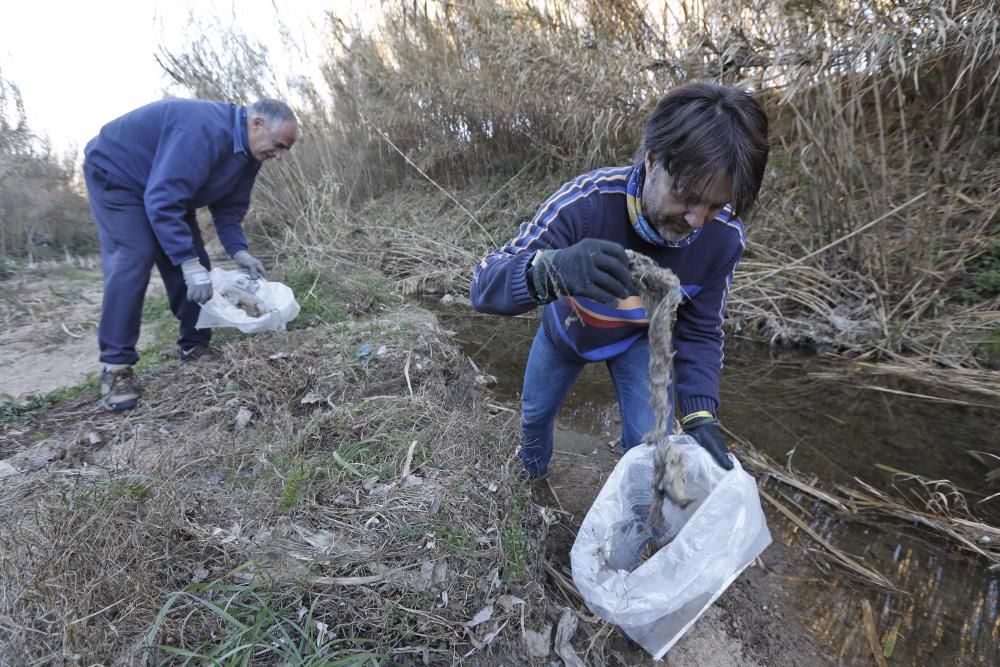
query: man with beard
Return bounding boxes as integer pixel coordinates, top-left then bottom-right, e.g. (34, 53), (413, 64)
(470, 82), (769, 479)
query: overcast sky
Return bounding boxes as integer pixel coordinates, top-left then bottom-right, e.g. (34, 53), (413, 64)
(0, 0), (370, 158)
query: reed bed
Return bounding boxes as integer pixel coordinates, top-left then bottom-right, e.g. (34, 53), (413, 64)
(155, 1), (1000, 381)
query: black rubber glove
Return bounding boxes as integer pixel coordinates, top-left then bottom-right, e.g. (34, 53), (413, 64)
(534, 239), (631, 306)
(682, 415), (734, 470)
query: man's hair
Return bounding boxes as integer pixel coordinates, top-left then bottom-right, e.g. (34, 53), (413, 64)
(248, 98), (298, 132)
(640, 82), (769, 215)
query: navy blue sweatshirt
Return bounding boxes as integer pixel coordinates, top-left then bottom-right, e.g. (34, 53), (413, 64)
(83, 99), (262, 266)
(470, 165), (745, 417)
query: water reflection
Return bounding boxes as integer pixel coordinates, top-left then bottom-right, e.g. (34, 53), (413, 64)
(428, 300), (1000, 664)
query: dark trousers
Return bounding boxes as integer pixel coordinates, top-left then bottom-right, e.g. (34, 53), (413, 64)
(83, 164), (211, 365)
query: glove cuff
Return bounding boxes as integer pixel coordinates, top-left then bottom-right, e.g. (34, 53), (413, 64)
(181, 258), (207, 276)
(232, 250), (250, 261)
(681, 411), (718, 429)
(530, 251), (556, 304)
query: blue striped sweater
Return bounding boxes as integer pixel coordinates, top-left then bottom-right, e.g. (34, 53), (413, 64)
(470, 164), (745, 417)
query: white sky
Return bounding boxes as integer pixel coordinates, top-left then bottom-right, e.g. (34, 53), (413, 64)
(0, 0), (376, 159)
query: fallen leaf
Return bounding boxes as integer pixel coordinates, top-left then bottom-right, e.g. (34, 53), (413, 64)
(315, 620), (331, 646)
(235, 407), (252, 429)
(78, 428), (102, 446)
(523, 624), (551, 658)
(464, 605), (494, 629)
(432, 560), (448, 587)
(497, 594), (525, 612)
(401, 475), (424, 488)
(300, 392), (323, 405)
(368, 482), (396, 496)
(554, 608), (584, 667)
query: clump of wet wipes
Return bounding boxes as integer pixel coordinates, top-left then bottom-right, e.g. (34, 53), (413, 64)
(602, 250), (688, 572)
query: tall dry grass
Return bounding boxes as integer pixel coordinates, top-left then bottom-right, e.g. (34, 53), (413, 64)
(0, 73), (94, 257)
(160, 0), (1000, 374)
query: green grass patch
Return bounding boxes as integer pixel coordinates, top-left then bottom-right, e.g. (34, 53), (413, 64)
(282, 263), (350, 328)
(0, 374), (100, 426)
(429, 514), (477, 557)
(0, 255), (15, 280)
(955, 239), (1000, 304)
(984, 325), (1000, 366)
(501, 485), (534, 584)
(148, 572), (382, 665)
(279, 462), (311, 509)
(45, 264), (102, 283)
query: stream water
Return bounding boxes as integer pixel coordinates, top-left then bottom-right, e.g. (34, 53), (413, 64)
(428, 301), (1000, 666)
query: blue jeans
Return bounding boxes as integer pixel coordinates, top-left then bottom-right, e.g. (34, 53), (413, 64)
(519, 327), (673, 478)
(84, 164), (211, 365)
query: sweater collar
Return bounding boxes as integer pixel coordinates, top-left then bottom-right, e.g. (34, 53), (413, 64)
(233, 106), (250, 156)
(626, 161), (703, 249)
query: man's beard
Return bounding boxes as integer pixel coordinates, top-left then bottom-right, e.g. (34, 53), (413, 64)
(650, 214), (692, 242)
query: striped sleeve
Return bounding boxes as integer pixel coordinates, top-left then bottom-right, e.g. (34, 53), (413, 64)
(469, 171), (615, 315)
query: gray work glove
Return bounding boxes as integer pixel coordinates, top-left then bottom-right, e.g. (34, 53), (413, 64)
(232, 250), (267, 280)
(181, 259), (213, 304)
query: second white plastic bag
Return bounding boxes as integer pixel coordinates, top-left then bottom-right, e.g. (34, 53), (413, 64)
(570, 436), (771, 659)
(195, 268), (300, 333)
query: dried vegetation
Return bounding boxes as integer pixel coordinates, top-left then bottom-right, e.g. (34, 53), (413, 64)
(0, 272), (553, 664)
(237, 0), (1000, 393)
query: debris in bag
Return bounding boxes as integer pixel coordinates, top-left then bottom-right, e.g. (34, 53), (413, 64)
(220, 276), (268, 318)
(569, 253), (771, 659)
(603, 463), (677, 571)
(571, 439), (772, 660)
(196, 268), (301, 333)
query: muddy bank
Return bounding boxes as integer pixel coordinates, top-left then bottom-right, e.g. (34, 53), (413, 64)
(429, 297), (1000, 665)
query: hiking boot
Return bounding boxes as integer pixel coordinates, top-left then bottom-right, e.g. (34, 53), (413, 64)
(179, 344), (220, 362)
(100, 365), (140, 412)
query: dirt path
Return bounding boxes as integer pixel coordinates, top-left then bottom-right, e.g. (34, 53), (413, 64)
(0, 263), (158, 400)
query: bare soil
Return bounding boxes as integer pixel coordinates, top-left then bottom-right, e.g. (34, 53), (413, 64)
(0, 263), (159, 399)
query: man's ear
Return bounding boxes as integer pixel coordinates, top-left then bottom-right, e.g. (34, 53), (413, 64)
(644, 150), (655, 173)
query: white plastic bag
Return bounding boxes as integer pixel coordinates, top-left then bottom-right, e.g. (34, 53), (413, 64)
(570, 436), (771, 659)
(195, 268), (300, 333)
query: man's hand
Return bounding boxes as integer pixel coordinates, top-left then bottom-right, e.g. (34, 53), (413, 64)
(181, 259), (213, 304)
(233, 250), (267, 280)
(535, 239), (631, 306)
(681, 413), (734, 470)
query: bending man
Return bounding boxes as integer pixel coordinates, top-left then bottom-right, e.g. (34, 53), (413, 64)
(83, 97), (298, 411)
(470, 82), (769, 478)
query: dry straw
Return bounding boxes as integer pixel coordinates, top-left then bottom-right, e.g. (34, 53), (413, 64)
(0, 306), (548, 663)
